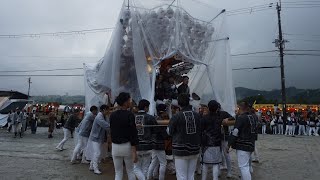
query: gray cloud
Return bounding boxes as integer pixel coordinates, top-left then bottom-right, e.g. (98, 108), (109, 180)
(0, 0), (319, 95)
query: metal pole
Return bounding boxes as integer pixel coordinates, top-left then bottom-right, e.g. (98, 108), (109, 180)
(276, 2), (287, 121)
(27, 77), (31, 99)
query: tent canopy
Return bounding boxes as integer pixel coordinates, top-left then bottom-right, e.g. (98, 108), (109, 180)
(84, 0), (236, 115)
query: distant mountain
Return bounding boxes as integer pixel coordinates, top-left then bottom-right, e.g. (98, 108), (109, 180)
(30, 87), (320, 105)
(235, 87), (320, 104)
(31, 95), (85, 105)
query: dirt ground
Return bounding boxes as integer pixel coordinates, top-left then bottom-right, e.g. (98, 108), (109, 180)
(0, 127), (320, 180)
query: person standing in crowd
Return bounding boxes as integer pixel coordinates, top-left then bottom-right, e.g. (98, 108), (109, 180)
(316, 114), (320, 136)
(167, 93), (202, 180)
(201, 100), (235, 180)
(251, 108), (260, 165)
(133, 99), (157, 180)
(71, 106), (98, 164)
(220, 106), (235, 178)
(177, 76), (190, 96)
(261, 116), (267, 135)
(285, 115), (293, 136)
(228, 101), (258, 180)
(21, 110), (28, 135)
(13, 108), (23, 138)
(271, 116), (277, 135)
(147, 112), (168, 180)
(30, 113), (37, 134)
(309, 113), (318, 136)
(7, 111), (12, 133)
(56, 110), (80, 150)
(87, 105), (110, 174)
(297, 114), (305, 135)
(60, 113), (65, 127)
(277, 115), (284, 135)
(110, 92), (138, 180)
(291, 113), (297, 135)
(48, 112), (56, 138)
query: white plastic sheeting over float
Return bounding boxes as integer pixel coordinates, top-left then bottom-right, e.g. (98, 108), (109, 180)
(84, 0), (236, 115)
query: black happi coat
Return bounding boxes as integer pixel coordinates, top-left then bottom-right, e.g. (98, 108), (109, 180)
(135, 111), (157, 151)
(168, 106), (202, 156)
(229, 112), (258, 152)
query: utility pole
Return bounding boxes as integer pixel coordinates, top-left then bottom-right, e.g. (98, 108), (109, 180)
(27, 77), (32, 99)
(274, 0), (287, 121)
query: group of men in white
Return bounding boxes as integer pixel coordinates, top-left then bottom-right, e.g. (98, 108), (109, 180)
(264, 112), (320, 136)
(6, 108), (28, 138)
(55, 91), (259, 180)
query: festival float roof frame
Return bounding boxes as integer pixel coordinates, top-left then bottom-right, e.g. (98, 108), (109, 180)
(84, 0), (236, 115)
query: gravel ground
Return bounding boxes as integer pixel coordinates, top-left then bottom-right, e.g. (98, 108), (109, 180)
(0, 127), (320, 180)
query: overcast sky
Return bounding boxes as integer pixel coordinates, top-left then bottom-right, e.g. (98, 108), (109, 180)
(0, 0), (319, 96)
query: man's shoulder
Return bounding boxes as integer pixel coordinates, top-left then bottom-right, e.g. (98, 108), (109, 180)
(237, 113), (250, 121)
(220, 111), (232, 118)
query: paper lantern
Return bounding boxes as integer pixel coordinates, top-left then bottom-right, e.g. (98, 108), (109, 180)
(169, 18), (176, 29)
(158, 8), (166, 17)
(183, 13), (190, 21)
(162, 17), (170, 26)
(150, 11), (157, 19)
(167, 7), (174, 19)
(123, 9), (131, 19)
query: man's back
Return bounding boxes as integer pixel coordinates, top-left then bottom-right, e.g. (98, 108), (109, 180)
(168, 107), (201, 157)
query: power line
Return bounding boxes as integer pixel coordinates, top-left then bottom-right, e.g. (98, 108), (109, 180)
(285, 49), (320, 52)
(233, 66), (280, 71)
(284, 33), (320, 37)
(227, 3), (273, 13)
(0, 64), (282, 76)
(0, 74), (84, 77)
(232, 55), (279, 58)
(0, 68), (83, 73)
(0, 55), (101, 59)
(285, 53), (320, 56)
(286, 38), (320, 42)
(231, 50), (278, 57)
(227, 8), (273, 16)
(0, 27), (114, 39)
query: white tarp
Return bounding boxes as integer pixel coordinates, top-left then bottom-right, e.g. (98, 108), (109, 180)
(0, 114), (8, 127)
(84, 0), (236, 115)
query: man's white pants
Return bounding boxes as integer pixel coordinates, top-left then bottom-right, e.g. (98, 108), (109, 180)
(22, 120), (27, 134)
(134, 151), (151, 180)
(7, 122), (12, 131)
(278, 124), (283, 134)
(221, 141), (232, 175)
(56, 128), (71, 149)
(291, 125), (296, 135)
(147, 150), (167, 180)
(90, 141), (102, 170)
(309, 127), (316, 136)
(201, 164), (219, 180)
(251, 142), (259, 162)
(262, 125), (266, 134)
(316, 127), (320, 136)
(272, 126), (277, 134)
(175, 155), (198, 180)
(285, 125), (291, 135)
(13, 123), (22, 133)
(112, 143), (135, 180)
(71, 135), (88, 161)
(237, 150), (252, 180)
(298, 125), (306, 135)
